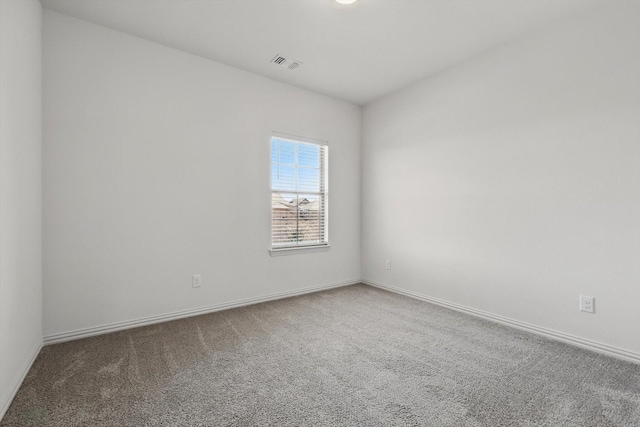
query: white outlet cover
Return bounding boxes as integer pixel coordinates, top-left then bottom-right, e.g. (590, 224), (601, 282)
(193, 274), (202, 288)
(580, 295), (594, 313)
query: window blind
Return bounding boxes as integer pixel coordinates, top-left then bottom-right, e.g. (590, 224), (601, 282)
(271, 136), (328, 248)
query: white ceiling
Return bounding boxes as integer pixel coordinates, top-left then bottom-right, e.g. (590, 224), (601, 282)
(40, 0), (596, 105)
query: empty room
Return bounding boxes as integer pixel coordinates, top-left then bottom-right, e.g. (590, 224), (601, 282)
(1, 0), (639, 425)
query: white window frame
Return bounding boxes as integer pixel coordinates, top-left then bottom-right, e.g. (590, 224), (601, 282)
(269, 132), (329, 256)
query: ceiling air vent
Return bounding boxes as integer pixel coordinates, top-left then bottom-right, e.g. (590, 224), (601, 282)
(271, 54), (302, 70)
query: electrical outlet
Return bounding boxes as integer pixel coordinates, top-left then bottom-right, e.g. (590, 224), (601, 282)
(385, 259), (391, 270)
(580, 295), (594, 313)
(192, 274), (202, 288)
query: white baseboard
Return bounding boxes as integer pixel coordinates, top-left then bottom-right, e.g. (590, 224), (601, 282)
(41, 277), (640, 363)
(0, 341), (42, 422)
(363, 278), (640, 364)
(43, 279), (360, 345)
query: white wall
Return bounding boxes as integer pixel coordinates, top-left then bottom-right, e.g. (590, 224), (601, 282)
(42, 11), (361, 338)
(0, 0), (43, 418)
(362, 3), (640, 355)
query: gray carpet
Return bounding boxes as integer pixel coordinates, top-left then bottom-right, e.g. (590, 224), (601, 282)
(2, 284), (639, 426)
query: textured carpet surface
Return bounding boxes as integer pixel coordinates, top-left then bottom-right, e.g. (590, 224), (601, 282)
(2, 284), (639, 426)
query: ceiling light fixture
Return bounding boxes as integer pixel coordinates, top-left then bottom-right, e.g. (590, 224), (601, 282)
(335, 0), (358, 4)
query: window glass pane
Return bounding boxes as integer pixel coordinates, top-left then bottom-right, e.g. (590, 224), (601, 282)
(297, 168), (320, 193)
(298, 143), (320, 168)
(272, 164), (295, 191)
(272, 219), (299, 245)
(296, 194), (322, 243)
(278, 140), (295, 165)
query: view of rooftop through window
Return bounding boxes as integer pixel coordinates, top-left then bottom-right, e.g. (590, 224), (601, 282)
(271, 136), (327, 247)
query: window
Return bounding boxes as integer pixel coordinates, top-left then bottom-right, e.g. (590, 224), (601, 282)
(271, 134), (328, 250)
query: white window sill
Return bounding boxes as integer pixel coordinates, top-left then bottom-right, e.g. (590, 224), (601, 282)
(269, 245), (330, 257)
